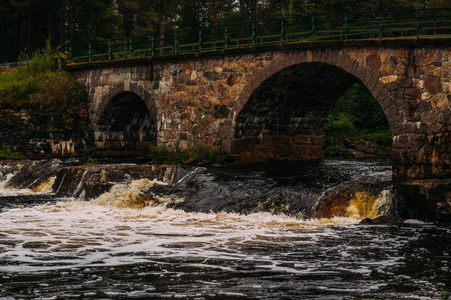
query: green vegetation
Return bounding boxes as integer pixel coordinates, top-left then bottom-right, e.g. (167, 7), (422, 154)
(82, 146), (98, 165)
(0, 43), (86, 114)
(442, 291), (451, 300)
(322, 82), (392, 157)
(0, 145), (25, 160)
(1, 0), (448, 63)
(148, 146), (225, 165)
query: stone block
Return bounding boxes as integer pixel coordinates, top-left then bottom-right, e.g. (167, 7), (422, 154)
(425, 77), (443, 93)
(213, 105), (230, 118)
(380, 75), (398, 84)
(366, 53), (381, 69)
(403, 87), (420, 99)
(320, 49), (332, 64)
(422, 64), (442, 77)
(204, 71), (220, 81)
(431, 93), (449, 110)
(231, 137), (258, 153)
(381, 55), (397, 76)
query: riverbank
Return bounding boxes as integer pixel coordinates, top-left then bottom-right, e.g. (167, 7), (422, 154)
(0, 50), (92, 158)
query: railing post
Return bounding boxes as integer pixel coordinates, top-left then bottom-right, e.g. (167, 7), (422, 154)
(280, 18), (285, 42)
(88, 42), (92, 63)
(344, 12), (348, 40)
(151, 34), (155, 56)
(108, 40), (112, 61)
(129, 37), (132, 58)
(199, 28), (202, 51)
(311, 15), (315, 41)
(174, 32), (178, 54)
(69, 45), (72, 63)
(252, 22), (255, 46)
(225, 25), (228, 48)
(416, 10), (419, 39)
(298, 16), (302, 41)
(379, 12), (382, 39)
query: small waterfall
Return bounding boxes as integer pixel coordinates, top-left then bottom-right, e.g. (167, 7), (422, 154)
(31, 177), (56, 193)
(0, 162), (23, 188)
(0, 163), (33, 195)
(150, 162), (394, 220)
(71, 170), (89, 199)
(0, 159), (64, 191)
(345, 189), (393, 219)
(0, 173), (19, 194)
(54, 172), (67, 194)
(0, 158), (396, 221)
(312, 173), (394, 219)
(87, 178), (182, 209)
(53, 164), (187, 200)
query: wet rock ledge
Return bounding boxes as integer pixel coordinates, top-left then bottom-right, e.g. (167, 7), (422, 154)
(397, 179), (451, 223)
(53, 164), (189, 199)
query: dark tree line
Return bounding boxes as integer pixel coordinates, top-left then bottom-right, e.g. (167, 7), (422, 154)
(0, 0), (447, 62)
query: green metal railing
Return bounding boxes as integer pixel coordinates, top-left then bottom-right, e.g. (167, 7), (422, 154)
(69, 8), (451, 63)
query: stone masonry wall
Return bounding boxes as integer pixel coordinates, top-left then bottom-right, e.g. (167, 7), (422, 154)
(0, 107), (92, 158)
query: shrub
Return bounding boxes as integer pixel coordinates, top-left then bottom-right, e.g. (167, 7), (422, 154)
(0, 43), (86, 113)
(322, 112), (356, 136)
(322, 134), (347, 156)
(82, 146), (98, 165)
(148, 146), (225, 165)
(0, 145), (25, 159)
(360, 131), (392, 148)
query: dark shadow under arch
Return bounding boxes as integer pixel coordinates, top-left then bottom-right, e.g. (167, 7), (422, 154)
(95, 91), (156, 155)
(231, 62), (387, 163)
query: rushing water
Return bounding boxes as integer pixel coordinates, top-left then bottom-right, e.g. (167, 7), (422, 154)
(0, 159), (450, 299)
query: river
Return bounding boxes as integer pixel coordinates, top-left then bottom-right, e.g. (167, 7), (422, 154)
(0, 158), (450, 299)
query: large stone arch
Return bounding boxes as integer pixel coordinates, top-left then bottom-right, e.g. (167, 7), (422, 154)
(93, 81), (158, 155)
(227, 50), (397, 163)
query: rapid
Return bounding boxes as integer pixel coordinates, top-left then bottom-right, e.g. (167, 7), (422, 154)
(0, 159), (449, 299)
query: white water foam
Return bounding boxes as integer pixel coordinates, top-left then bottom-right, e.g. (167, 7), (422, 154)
(0, 179), (360, 273)
(0, 173), (33, 196)
(0, 174), (56, 196)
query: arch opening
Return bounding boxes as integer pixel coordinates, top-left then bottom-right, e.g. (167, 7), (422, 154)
(322, 81), (392, 158)
(231, 62), (391, 163)
(95, 91), (156, 155)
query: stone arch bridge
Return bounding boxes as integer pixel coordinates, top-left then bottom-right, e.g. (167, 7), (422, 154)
(70, 39), (451, 220)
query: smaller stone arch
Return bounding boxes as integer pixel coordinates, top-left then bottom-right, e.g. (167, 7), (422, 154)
(94, 81), (158, 155)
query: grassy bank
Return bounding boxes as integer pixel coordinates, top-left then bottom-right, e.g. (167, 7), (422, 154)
(0, 45), (86, 114)
(0, 44), (92, 158)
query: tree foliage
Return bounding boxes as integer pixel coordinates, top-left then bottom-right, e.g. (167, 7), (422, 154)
(322, 82), (392, 156)
(2, 0), (448, 62)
